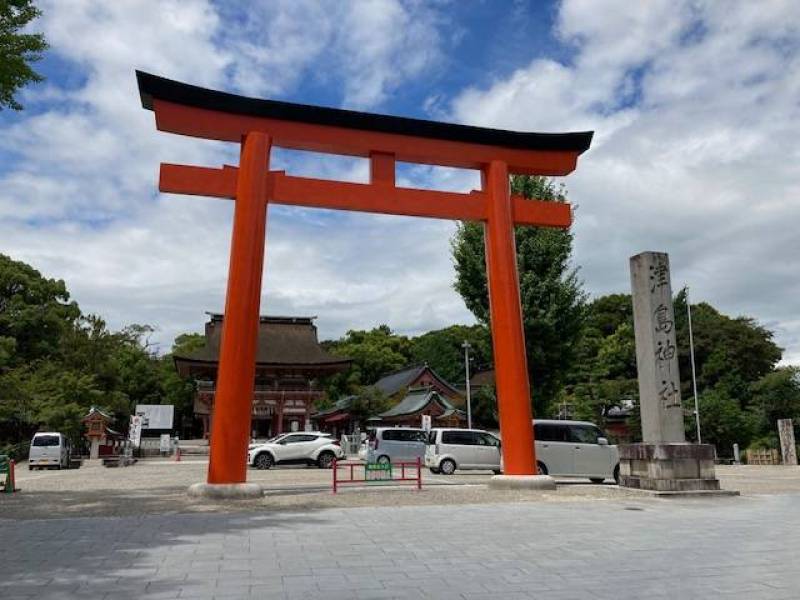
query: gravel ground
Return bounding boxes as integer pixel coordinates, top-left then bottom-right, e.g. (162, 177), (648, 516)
(2, 460), (797, 520)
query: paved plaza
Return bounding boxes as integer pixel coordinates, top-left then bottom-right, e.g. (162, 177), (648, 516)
(2, 463), (800, 599)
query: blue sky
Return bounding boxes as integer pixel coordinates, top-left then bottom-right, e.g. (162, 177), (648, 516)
(1, 0), (799, 364)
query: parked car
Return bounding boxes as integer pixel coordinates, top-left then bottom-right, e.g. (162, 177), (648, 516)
(367, 427), (427, 465)
(425, 428), (502, 475)
(533, 420), (620, 484)
(247, 432), (345, 469)
(28, 432), (71, 470)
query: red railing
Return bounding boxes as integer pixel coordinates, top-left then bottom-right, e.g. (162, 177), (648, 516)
(332, 458), (422, 494)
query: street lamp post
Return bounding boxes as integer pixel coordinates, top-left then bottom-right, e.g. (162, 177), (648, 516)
(462, 341), (472, 429)
(686, 287), (702, 444)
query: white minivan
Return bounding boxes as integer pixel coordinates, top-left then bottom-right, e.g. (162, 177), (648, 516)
(425, 428), (502, 475)
(28, 432), (71, 470)
(534, 420), (619, 484)
(367, 427), (428, 465)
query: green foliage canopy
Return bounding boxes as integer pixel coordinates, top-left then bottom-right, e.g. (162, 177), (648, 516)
(0, 0), (47, 110)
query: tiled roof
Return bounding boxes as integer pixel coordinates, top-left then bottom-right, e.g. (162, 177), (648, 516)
(378, 388), (455, 418)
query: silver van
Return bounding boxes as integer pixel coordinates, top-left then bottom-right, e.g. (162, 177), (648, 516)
(28, 432), (71, 470)
(425, 428), (501, 475)
(534, 420), (619, 483)
(367, 427), (427, 465)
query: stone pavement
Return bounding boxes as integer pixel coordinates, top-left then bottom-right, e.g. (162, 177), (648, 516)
(1, 494), (798, 600)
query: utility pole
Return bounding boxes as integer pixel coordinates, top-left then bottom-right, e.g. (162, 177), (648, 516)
(462, 341), (472, 429)
(686, 287), (702, 444)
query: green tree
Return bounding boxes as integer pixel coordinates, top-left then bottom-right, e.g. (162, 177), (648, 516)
(347, 385), (390, 425)
(409, 324), (491, 385)
(470, 384), (498, 428)
(451, 175), (587, 416)
(695, 388), (756, 455)
(159, 332), (207, 434)
(673, 289), (782, 408)
(322, 325), (412, 398)
(0, 254), (80, 364)
(0, 0), (47, 110)
(749, 366), (800, 443)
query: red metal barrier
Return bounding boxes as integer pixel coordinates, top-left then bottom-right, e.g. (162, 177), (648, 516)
(332, 458), (422, 494)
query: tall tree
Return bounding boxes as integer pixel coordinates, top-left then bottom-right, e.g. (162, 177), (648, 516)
(0, 0), (47, 110)
(321, 325), (413, 400)
(451, 176), (587, 416)
(409, 324), (492, 385)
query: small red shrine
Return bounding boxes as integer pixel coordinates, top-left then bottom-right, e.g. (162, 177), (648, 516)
(82, 406), (123, 459)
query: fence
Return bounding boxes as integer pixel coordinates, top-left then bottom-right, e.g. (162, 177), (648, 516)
(745, 449), (781, 465)
(332, 458), (422, 494)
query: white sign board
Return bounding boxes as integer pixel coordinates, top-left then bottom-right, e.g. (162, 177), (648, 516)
(135, 404), (174, 430)
(129, 415), (143, 448)
(421, 415), (432, 431)
(159, 434), (171, 453)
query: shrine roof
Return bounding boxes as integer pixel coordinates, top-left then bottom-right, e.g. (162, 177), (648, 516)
(372, 363), (462, 398)
(137, 71), (593, 154)
(378, 387), (456, 418)
(173, 314), (351, 370)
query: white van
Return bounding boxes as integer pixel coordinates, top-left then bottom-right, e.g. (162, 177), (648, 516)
(367, 427), (427, 465)
(425, 428), (501, 475)
(534, 420), (619, 483)
(28, 432), (71, 470)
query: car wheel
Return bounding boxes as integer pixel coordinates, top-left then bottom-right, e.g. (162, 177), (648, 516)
(254, 453), (273, 470)
(590, 478), (605, 484)
(317, 451), (335, 469)
(376, 455), (390, 466)
(429, 467), (441, 475)
(440, 459), (456, 475)
(536, 461), (548, 476)
(28, 465), (33, 471)
(493, 470), (502, 475)
(613, 464), (620, 485)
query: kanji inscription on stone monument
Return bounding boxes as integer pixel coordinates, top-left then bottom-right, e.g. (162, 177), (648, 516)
(630, 252), (686, 443)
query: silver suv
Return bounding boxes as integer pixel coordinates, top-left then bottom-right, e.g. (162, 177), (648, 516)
(366, 427), (427, 465)
(534, 420), (620, 483)
(425, 428), (501, 475)
(247, 432), (345, 469)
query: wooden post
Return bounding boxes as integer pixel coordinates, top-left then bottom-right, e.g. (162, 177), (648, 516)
(207, 131), (271, 485)
(483, 160), (536, 475)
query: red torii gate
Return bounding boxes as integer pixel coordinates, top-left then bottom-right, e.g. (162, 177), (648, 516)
(137, 71), (592, 486)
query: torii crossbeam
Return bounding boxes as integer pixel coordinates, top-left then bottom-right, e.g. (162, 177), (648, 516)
(137, 71), (593, 486)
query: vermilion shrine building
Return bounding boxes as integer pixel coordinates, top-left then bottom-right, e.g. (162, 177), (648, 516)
(174, 314), (350, 439)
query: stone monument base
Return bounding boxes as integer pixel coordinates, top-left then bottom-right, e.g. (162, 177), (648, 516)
(187, 482), (263, 499)
(619, 443), (726, 493)
(489, 475), (556, 490)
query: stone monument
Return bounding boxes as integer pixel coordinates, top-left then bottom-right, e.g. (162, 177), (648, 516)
(619, 252), (725, 493)
(777, 419), (797, 466)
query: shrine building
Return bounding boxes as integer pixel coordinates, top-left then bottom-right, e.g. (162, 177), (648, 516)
(313, 364), (467, 434)
(174, 314), (351, 439)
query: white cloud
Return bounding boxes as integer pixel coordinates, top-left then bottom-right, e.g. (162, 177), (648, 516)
(450, 0), (800, 364)
(0, 0), (463, 353)
(218, 0), (445, 108)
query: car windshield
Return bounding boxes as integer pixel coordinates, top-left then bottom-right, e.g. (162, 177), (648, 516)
(33, 435), (60, 447)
